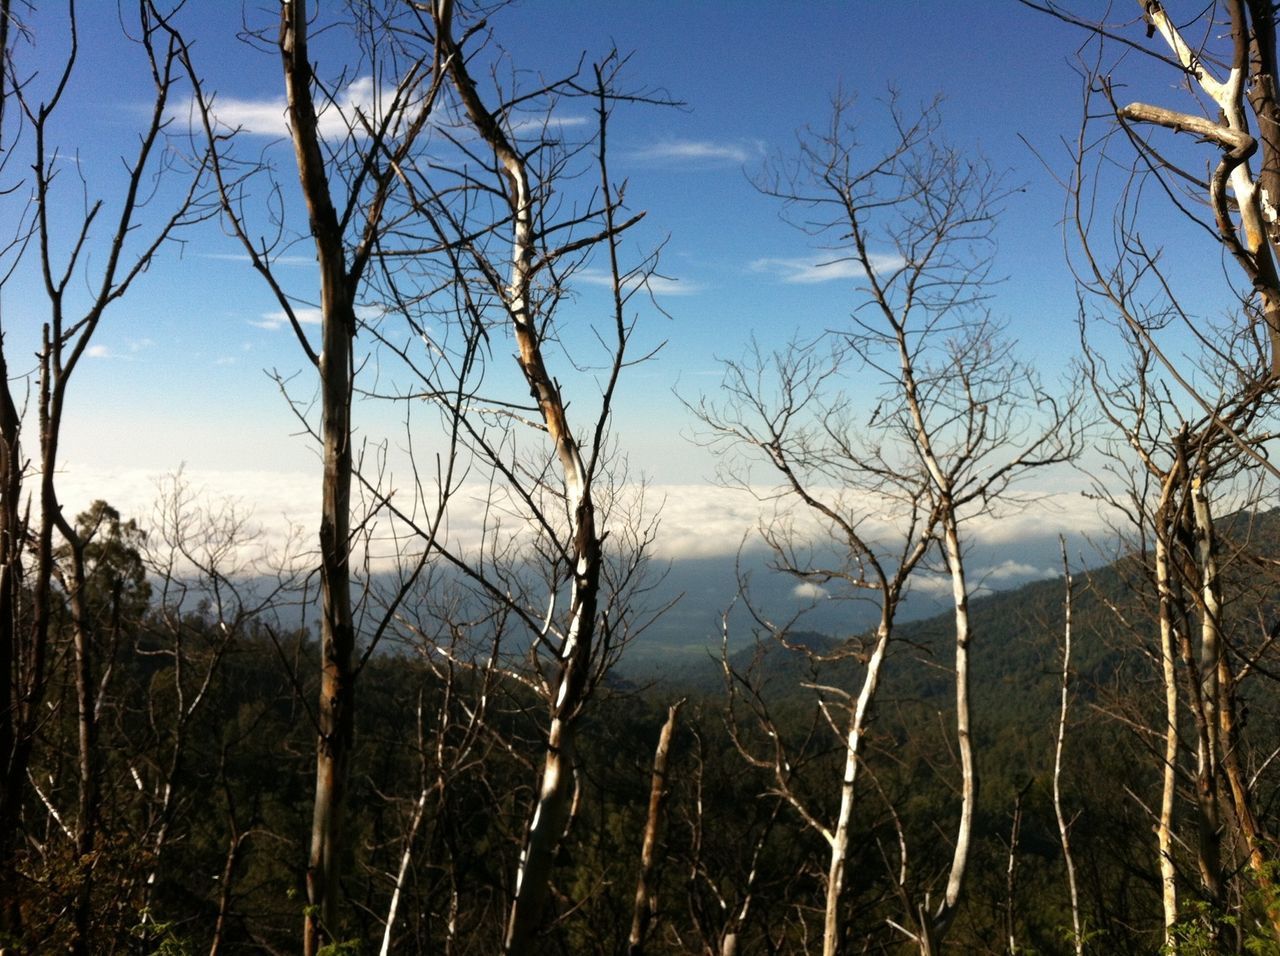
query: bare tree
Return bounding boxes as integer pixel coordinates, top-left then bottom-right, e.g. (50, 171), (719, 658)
(694, 96), (1078, 954)
(0, 3), (211, 947)
(628, 698), (683, 956)
(1021, 4), (1280, 941)
(167, 3), (451, 948)
(1022, 0), (1280, 389)
(420, 6), (667, 948)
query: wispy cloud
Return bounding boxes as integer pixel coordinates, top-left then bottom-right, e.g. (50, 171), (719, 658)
(87, 342), (149, 360)
(750, 253), (906, 284)
(628, 138), (764, 166)
(179, 76), (421, 140)
(576, 268), (704, 297)
(250, 307), (322, 331)
(87, 341), (146, 361)
(982, 559), (1056, 582)
(509, 114), (590, 133)
(199, 252), (315, 267)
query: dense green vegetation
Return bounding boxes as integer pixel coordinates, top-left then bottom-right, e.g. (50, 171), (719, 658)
(6, 503), (1280, 953)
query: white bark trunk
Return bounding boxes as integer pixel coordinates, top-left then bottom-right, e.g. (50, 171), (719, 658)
(934, 514), (976, 935)
(1155, 528), (1180, 942)
(1054, 543), (1083, 956)
(436, 10), (602, 949)
(379, 786), (429, 956)
(823, 615), (893, 956)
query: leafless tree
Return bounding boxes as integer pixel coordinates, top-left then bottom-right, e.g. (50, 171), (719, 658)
(1080, 312), (1280, 944)
(628, 698), (683, 956)
(1054, 539), (1084, 956)
(1023, 3), (1280, 941)
(1023, 0), (1280, 391)
(378, 5), (670, 948)
(132, 472), (305, 926)
(693, 96), (1079, 954)
(167, 2), (452, 948)
(0, 3), (211, 947)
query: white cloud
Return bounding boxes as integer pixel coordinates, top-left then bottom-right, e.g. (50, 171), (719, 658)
(251, 307), (322, 331)
(88, 339), (153, 360)
(628, 138), (763, 165)
(909, 574), (955, 598)
(200, 252), (315, 267)
(46, 464), (1113, 590)
(509, 114), (590, 133)
(980, 559), (1056, 582)
(179, 76), (425, 140)
(86, 344), (124, 360)
(792, 581), (829, 600)
(576, 268), (704, 297)
(750, 253), (906, 284)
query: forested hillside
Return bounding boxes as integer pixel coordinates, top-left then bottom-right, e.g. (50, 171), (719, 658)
(7, 503), (1280, 953)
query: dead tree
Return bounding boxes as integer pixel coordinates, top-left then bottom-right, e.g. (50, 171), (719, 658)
(694, 96), (1078, 954)
(1054, 539), (1084, 955)
(1022, 0), (1280, 385)
(168, 3), (450, 948)
(628, 698), (683, 955)
(0, 3), (211, 946)
(388, 4), (669, 949)
(1036, 4), (1280, 938)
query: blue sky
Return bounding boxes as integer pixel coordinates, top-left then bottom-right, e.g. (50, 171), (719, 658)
(3, 1), (1236, 573)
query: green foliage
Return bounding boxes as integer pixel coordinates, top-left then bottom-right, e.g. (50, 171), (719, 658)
(130, 912), (192, 956)
(317, 940), (364, 956)
(70, 498), (152, 626)
(1163, 900), (1237, 955)
(11, 501), (1280, 953)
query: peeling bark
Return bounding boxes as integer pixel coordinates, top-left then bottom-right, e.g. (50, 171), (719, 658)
(1155, 487), (1181, 943)
(436, 5), (604, 949)
(1127, 0), (1280, 374)
(628, 699), (683, 956)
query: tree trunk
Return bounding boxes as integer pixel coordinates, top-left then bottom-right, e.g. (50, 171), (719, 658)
(931, 512), (977, 944)
(1195, 479), (1280, 941)
(824, 613), (894, 956)
(1155, 510), (1180, 942)
(0, 321), (23, 930)
(628, 699), (682, 955)
(380, 787), (429, 956)
(435, 6), (605, 949)
(66, 550), (97, 956)
(279, 3), (358, 950)
(1054, 542), (1083, 956)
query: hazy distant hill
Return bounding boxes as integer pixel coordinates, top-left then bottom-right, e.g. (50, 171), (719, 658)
(616, 508), (1119, 677)
(639, 506), (1280, 733)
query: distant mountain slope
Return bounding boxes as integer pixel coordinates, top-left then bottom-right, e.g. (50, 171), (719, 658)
(630, 505), (1280, 702)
